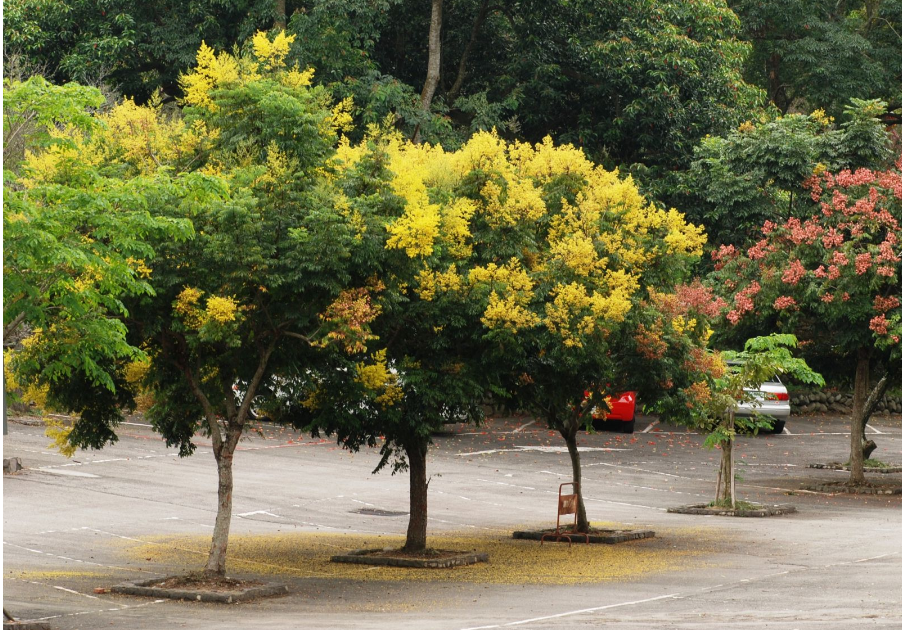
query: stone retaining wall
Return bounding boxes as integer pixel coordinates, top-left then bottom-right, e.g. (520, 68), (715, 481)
(792, 390), (902, 415)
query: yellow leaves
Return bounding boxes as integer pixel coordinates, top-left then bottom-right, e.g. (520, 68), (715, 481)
(809, 108), (834, 127)
(441, 198), (477, 258)
(469, 260), (539, 332)
(205, 295), (240, 324)
(180, 41), (240, 110)
(44, 418), (76, 457)
(174, 287), (240, 330)
(318, 286), (382, 354)
(252, 30), (296, 70)
(415, 265), (463, 301)
(386, 200), (441, 258)
(661, 209), (706, 257)
(330, 97), (355, 135)
(542, 277), (635, 347)
(281, 66), (315, 89)
(355, 349), (403, 407)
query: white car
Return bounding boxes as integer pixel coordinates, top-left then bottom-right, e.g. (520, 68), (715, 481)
(736, 375), (790, 434)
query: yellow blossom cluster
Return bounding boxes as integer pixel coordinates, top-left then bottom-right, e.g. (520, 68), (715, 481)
(181, 41), (241, 111)
(416, 265), (464, 301)
(251, 30), (296, 70)
(355, 349), (403, 407)
(174, 287), (240, 330)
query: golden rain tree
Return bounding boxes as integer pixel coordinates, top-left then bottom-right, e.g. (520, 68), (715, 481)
(10, 33), (384, 578)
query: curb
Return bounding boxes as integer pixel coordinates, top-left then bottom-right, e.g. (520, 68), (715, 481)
(330, 549), (488, 568)
(802, 483), (902, 495)
(667, 504), (797, 517)
(512, 529), (654, 544)
(111, 576), (288, 603)
(808, 463), (902, 474)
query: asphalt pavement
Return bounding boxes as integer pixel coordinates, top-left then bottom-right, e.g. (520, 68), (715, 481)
(3, 412), (901, 629)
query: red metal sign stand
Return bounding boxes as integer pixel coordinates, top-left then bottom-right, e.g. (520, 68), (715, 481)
(540, 482), (589, 546)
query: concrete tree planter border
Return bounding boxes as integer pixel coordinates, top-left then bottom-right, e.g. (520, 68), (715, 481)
(330, 549), (488, 568)
(111, 576), (288, 603)
(511, 529), (655, 544)
(808, 463), (902, 474)
(667, 503), (797, 517)
(802, 482), (902, 495)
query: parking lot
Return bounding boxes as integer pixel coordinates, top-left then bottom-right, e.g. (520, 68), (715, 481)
(4, 412), (902, 629)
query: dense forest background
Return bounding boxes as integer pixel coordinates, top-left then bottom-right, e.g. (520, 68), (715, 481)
(6, 1), (900, 172)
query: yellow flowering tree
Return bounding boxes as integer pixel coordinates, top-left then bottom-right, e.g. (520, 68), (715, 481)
(125, 34), (385, 578)
(7, 35), (384, 579)
(4, 76), (193, 447)
(451, 133), (709, 531)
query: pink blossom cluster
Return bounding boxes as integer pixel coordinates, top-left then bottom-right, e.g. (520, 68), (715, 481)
(869, 314), (888, 335)
(747, 238), (770, 261)
(711, 244), (738, 271)
(832, 251), (849, 266)
(726, 281), (760, 324)
(877, 235), (900, 263)
(781, 259), (806, 285)
(822, 228), (844, 248)
(877, 170), (902, 200)
(874, 295), (901, 312)
(675, 282), (728, 318)
(785, 217), (823, 245)
(773, 296), (797, 310)
(834, 168), (876, 188)
(855, 252), (872, 275)
(821, 292), (834, 303)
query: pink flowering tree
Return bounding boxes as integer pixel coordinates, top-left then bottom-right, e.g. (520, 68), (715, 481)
(710, 155), (902, 485)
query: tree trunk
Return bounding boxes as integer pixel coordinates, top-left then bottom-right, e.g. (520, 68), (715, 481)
(715, 411), (736, 508)
(561, 415), (589, 532)
(205, 443), (236, 576)
(849, 350), (870, 485)
(413, 0), (443, 144)
(849, 353), (893, 485)
(447, 0), (490, 103)
(766, 52), (788, 113)
(274, 0), (286, 30)
(403, 442), (429, 552)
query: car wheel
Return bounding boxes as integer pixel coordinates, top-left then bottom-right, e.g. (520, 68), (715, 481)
(770, 420), (785, 434)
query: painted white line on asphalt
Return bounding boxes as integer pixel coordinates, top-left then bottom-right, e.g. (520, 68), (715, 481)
(237, 510), (282, 518)
(53, 585), (101, 599)
(475, 479), (536, 490)
(458, 449), (513, 456)
(458, 552), (901, 630)
(782, 427), (792, 435)
(866, 425), (885, 434)
(459, 593), (682, 630)
(512, 420), (536, 433)
(641, 420), (659, 433)
(39, 469), (100, 478)
(122, 422), (153, 427)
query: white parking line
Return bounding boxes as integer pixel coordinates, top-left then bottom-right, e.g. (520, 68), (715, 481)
(641, 420), (659, 433)
(866, 425), (885, 434)
(512, 420), (536, 433)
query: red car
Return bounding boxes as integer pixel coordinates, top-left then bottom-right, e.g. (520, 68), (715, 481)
(586, 391), (637, 434)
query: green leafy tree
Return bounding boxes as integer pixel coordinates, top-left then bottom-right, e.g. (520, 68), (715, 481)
(3, 0), (287, 100)
(8, 34), (382, 577)
(682, 99), (893, 247)
(711, 156), (902, 485)
(730, 0), (902, 117)
(4, 76), (192, 438)
(680, 335), (823, 507)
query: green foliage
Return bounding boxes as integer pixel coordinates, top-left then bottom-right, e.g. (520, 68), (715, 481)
(698, 335), (823, 448)
(3, 76), (105, 171)
(681, 100), (892, 248)
(730, 0), (902, 116)
(3, 0), (280, 100)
